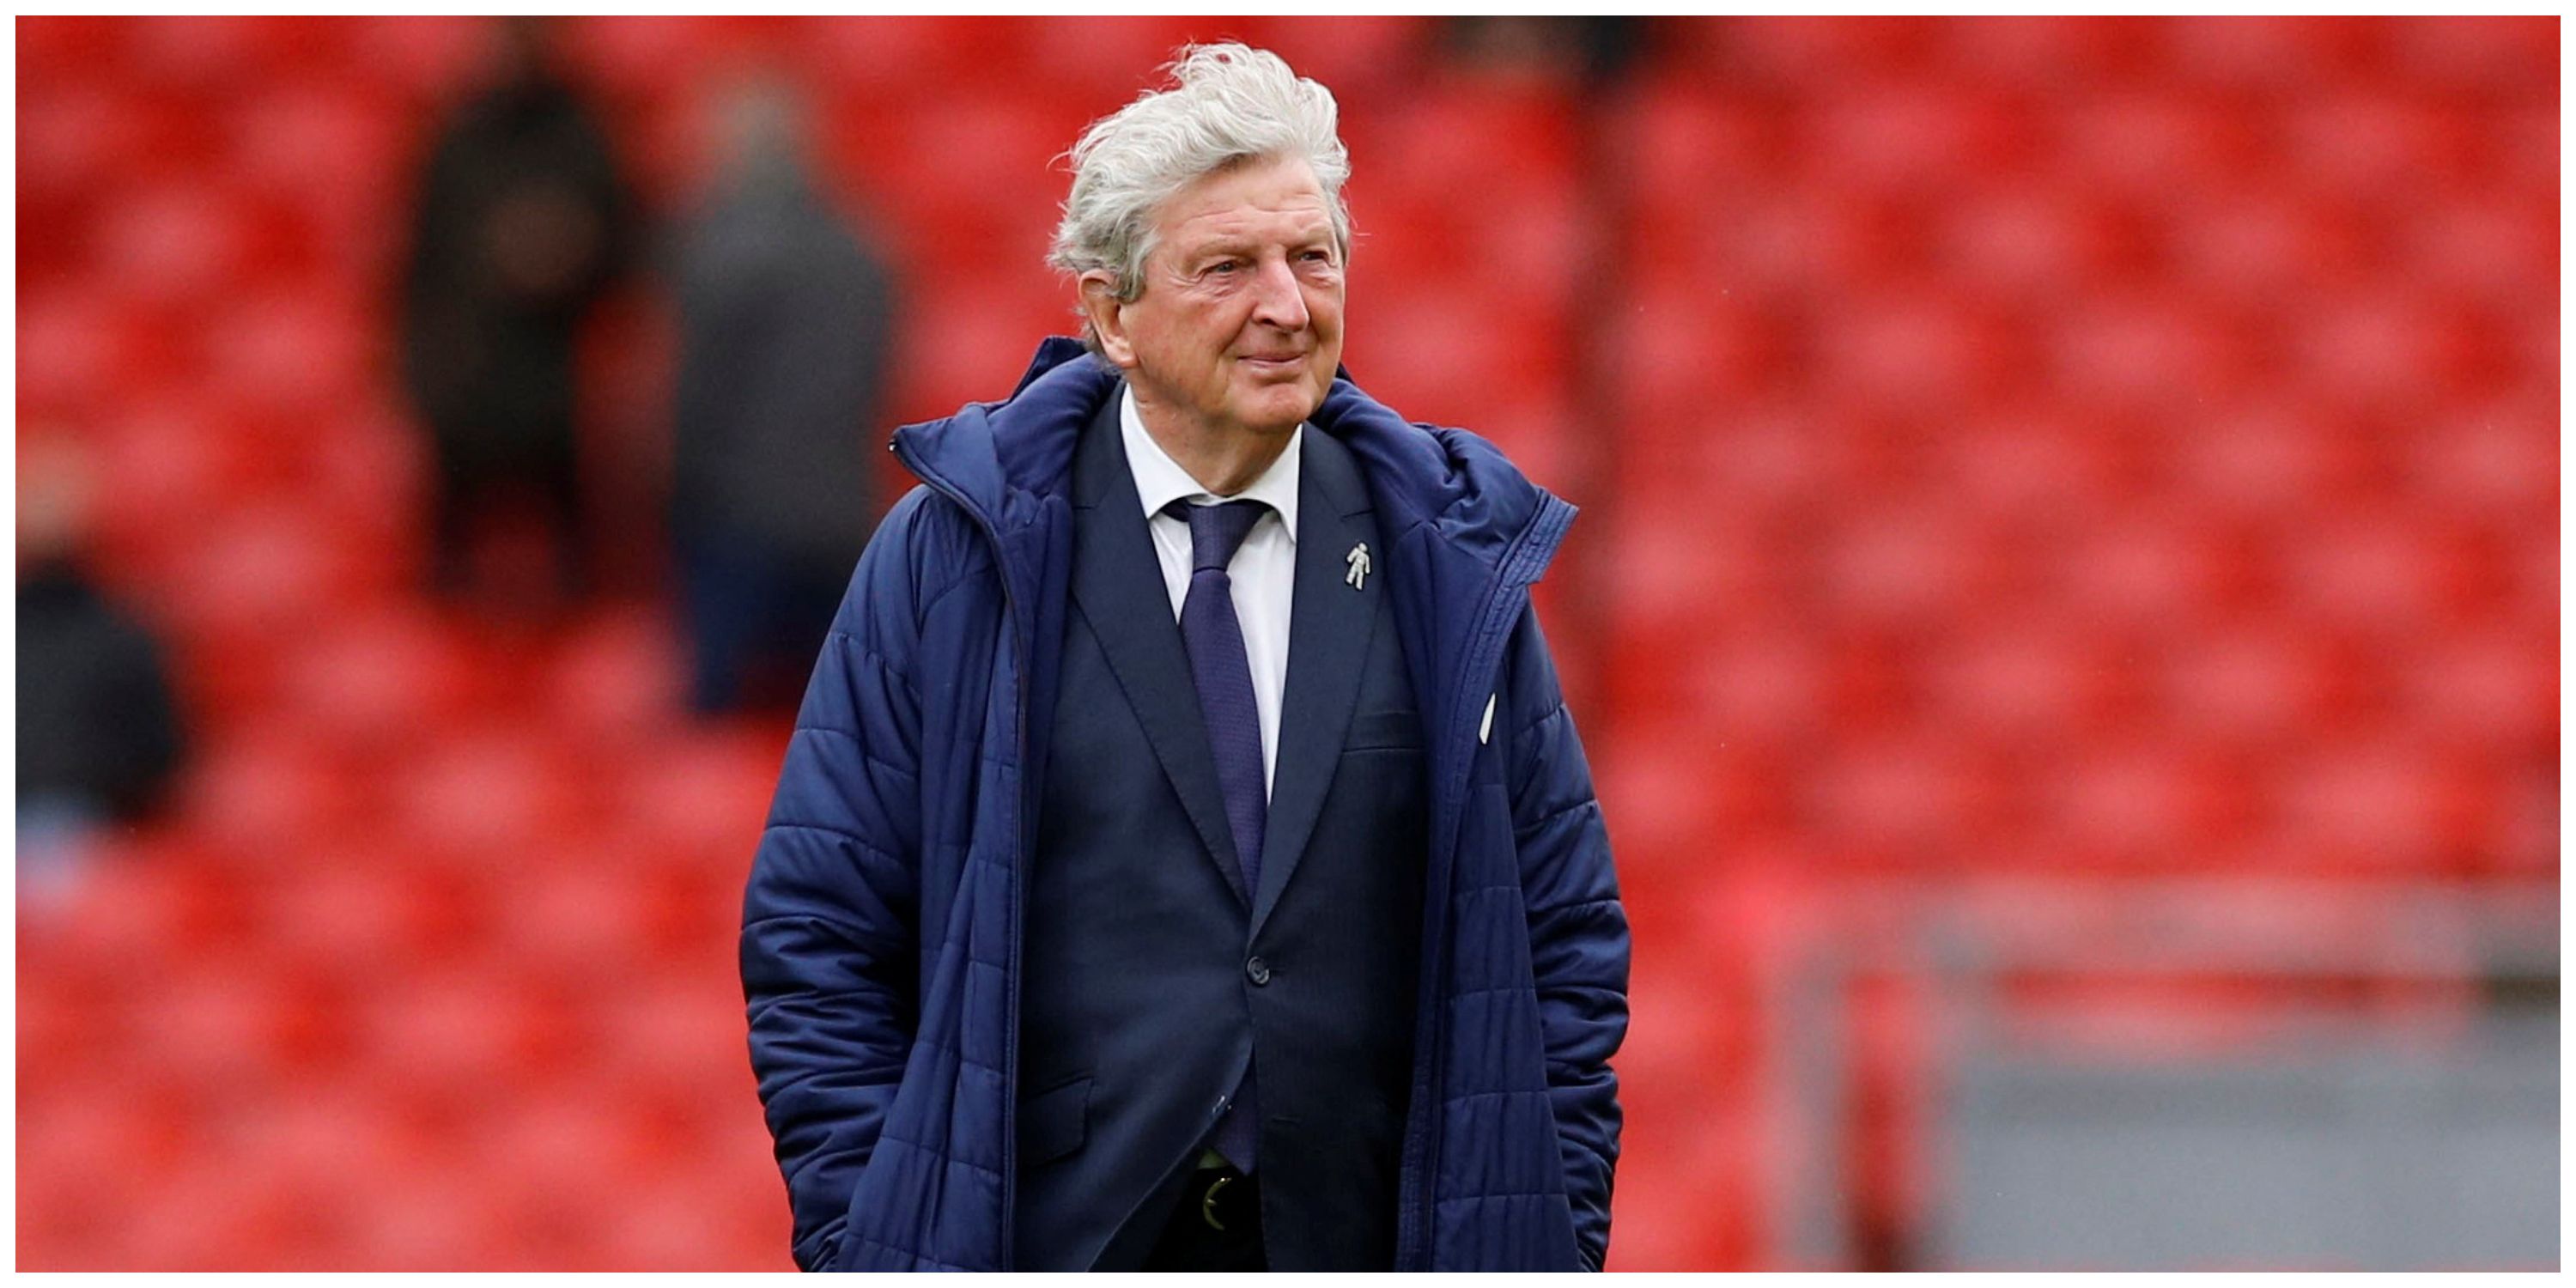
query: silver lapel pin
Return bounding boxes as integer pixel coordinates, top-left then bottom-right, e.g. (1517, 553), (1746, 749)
(1345, 542), (1371, 591)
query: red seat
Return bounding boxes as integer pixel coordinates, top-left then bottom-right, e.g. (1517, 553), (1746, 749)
(2052, 90), (2258, 196)
(544, 603), (687, 749)
(1931, 181), (2128, 299)
(2279, 510), (2458, 635)
(1811, 288), (2014, 416)
(341, 15), (484, 105)
(2389, 625), (2554, 754)
(202, 289), (377, 422)
(2386, 15), (2555, 91)
(2048, 504), (2238, 630)
(185, 722), (369, 860)
(894, 276), (1071, 416)
(1236, 15), (1430, 99)
(251, 859), (474, 985)
(1801, 83), (2019, 196)
(1936, 16), (2152, 88)
(2170, 183), (2368, 304)
(2273, 737), (2457, 872)
(1680, 15), (1932, 83)
(617, 730), (786, 862)
(51, 858), (245, 981)
(17, 293), (171, 423)
(349, 966), (566, 1102)
(1804, 735), (1995, 864)
(1018, 15), (1248, 106)
(122, 15), (322, 92)
(342, 1162), (517, 1270)
(486, 863), (677, 989)
(571, 15), (764, 103)
(1348, 282), (1566, 429)
(2046, 288), (2246, 411)
(588, 975), (757, 1106)
(1811, 502), (1994, 628)
(1921, 621), (2110, 748)
(16, 15), (130, 82)
(126, 960), (314, 1097)
(1611, 288), (1783, 437)
(2293, 288), (2476, 411)
(1710, 176), (1905, 298)
(2038, 740), (2232, 867)
(18, 80), (158, 213)
(156, 496), (379, 653)
(2157, 618), (2343, 747)
(392, 727), (592, 866)
(274, 604), (484, 756)
(803, 16), (1024, 106)
(94, 179), (256, 308)
(2158, 15), (2371, 88)
(2275, 90), (2476, 199)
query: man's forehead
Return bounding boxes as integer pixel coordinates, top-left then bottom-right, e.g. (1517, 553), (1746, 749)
(1162, 199), (1335, 246)
(1153, 160), (1335, 242)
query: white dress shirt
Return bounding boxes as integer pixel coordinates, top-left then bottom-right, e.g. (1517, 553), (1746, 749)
(1121, 385), (1299, 801)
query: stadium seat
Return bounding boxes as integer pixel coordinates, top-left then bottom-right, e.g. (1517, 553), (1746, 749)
(2155, 618), (2344, 747)
(1807, 736), (1994, 866)
(1236, 15), (1430, 100)
(390, 726), (594, 866)
(339, 15), (483, 106)
(1676, 15), (1935, 84)
(2158, 15), (2371, 88)
(1935, 15), (2154, 88)
(93, 179), (257, 310)
(2273, 737), (2458, 872)
(247, 857), (476, 984)
(272, 603), (486, 755)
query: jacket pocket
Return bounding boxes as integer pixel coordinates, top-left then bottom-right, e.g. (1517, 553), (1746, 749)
(1018, 1072), (1092, 1168)
(1345, 708), (1425, 751)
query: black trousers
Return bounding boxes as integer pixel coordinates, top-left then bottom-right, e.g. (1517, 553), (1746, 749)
(1140, 1166), (1265, 1272)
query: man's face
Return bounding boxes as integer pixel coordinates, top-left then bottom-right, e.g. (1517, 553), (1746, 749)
(1089, 155), (1346, 442)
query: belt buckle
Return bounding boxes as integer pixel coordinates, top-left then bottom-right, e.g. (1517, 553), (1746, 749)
(1199, 1172), (1236, 1231)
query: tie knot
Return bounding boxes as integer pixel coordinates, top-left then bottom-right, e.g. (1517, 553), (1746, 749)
(1166, 499), (1267, 574)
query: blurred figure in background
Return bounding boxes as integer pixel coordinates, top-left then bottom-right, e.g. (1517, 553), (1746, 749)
(398, 15), (639, 615)
(665, 70), (896, 716)
(16, 435), (187, 912)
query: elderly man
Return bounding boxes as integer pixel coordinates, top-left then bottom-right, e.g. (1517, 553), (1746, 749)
(742, 44), (1626, 1273)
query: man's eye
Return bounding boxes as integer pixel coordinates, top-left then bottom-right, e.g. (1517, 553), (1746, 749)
(1206, 259), (1242, 276)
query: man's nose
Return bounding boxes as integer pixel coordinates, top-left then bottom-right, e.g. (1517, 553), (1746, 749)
(1249, 255), (1309, 331)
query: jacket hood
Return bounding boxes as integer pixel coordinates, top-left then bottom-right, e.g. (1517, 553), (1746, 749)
(892, 337), (1573, 583)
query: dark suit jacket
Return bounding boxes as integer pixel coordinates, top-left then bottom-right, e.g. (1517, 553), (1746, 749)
(1012, 391), (1429, 1271)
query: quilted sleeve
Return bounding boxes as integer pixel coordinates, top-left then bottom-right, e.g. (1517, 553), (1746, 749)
(1501, 598), (1631, 1271)
(740, 488), (944, 1271)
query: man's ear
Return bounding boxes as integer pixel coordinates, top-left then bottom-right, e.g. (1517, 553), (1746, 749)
(1078, 272), (1137, 369)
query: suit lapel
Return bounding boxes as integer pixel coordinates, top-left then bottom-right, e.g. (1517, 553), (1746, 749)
(1251, 427), (1380, 937)
(1067, 392), (1250, 906)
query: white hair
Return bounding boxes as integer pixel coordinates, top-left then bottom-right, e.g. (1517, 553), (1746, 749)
(1048, 43), (1352, 341)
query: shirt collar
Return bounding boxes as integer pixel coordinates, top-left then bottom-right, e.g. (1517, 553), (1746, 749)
(1120, 383), (1301, 544)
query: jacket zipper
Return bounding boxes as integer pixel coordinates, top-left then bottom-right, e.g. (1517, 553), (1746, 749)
(1395, 491), (1577, 1269)
(893, 433), (1030, 1269)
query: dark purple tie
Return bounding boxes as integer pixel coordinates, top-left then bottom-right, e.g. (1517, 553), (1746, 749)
(1167, 497), (1267, 1171)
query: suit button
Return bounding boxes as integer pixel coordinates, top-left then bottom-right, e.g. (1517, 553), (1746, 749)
(1245, 957), (1272, 987)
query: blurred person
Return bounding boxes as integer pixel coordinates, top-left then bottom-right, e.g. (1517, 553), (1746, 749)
(666, 70), (896, 716)
(398, 15), (639, 612)
(1443, 15), (1644, 82)
(741, 44), (1627, 1273)
(16, 437), (187, 910)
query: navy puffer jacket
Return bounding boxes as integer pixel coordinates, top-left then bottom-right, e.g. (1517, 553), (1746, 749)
(742, 338), (1628, 1271)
